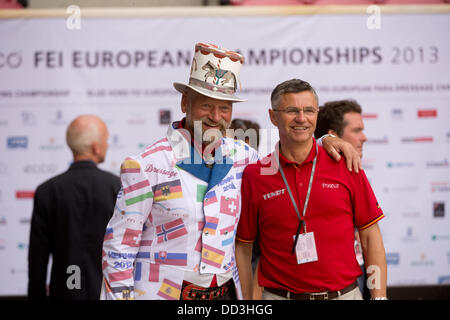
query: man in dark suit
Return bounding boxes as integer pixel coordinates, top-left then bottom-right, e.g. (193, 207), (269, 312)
(28, 114), (121, 299)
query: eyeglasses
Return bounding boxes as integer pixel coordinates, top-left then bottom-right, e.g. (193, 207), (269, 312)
(273, 107), (319, 117)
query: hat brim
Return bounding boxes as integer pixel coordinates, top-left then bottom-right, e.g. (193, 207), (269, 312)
(173, 82), (246, 103)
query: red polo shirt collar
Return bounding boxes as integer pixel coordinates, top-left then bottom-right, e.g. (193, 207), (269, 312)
(277, 138), (318, 168)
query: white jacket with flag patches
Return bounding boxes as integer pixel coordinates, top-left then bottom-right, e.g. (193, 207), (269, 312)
(100, 123), (259, 300)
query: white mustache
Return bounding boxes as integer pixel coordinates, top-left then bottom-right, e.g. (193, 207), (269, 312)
(199, 117), (230, 130)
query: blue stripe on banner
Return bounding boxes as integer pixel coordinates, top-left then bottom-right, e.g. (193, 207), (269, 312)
(134, 261), (141, 281)
(137, 252), (151, 259)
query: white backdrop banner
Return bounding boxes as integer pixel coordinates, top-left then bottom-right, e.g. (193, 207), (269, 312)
(1, 8), (449, 295)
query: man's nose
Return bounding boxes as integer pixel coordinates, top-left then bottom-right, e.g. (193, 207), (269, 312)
(361, 132), (367, 142)
(294, 110), (307, 122)
(209, 107), (221, 123)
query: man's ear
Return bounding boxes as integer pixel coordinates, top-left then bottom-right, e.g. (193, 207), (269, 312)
(181, 92), (188, 114)
(269, 109), (278, 127)
(91, 142), (100, 157)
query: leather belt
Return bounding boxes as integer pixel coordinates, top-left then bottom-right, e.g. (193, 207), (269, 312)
(265, 281), (358, 300)
(181, 279), (234, 300)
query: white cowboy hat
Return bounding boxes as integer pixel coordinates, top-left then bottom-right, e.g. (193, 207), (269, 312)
(173, 42), (246, 102)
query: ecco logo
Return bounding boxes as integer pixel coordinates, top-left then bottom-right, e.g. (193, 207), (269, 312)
(322, 183), (339, 189)
(263, 188), (285, 200)
(7, 136), (28, 149)
(0, 52), (22, 69)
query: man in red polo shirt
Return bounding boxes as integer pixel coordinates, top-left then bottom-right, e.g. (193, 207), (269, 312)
(236, 79), (387, 300)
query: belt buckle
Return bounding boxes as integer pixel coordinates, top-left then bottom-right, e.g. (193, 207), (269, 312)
(309, 292), (328, 300)
(182, 282), (227, 300)
(182, 283), (198, 300)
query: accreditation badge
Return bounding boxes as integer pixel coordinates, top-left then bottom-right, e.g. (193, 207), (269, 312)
(294, 232), (318, 265)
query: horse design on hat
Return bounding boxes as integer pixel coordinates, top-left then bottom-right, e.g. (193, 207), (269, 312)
(173, 42), (245, 102)
(202, 60), (237, 89)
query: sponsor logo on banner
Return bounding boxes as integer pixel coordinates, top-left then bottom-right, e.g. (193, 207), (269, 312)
(21, 111), (37, 126)
(386, 253), (400, 265)
(438, 275), (450, 284)
(15, 190), (35, 199)
(109, 134), (125, 150)
(431, 234), (450, 241)
(127, 113), (146, 125)
(7, 136), (28, 149)
(433, 202), (445, 218)
(17, 242), (28, 250)
(426, 159), (449, 168)
(384, 186), (419, 193)
(0, 51), (22, 68)
(391, 108), (403, 120)
(386, 161), (414, 169)
(362, 113), (378, 119)
(401, 211), (420, 218)
(19, 218), (30, 225)
(23, 163), (58, 174)
(401, 136), (433, 143)
(417, 109), (437, 118)
(411, 253), (434, 267)
(362, 158), (375, 170)
(366, 136), (388, 144)
(50, 110), (67, 126)
(39, 137), (64, 151)
(137, 142), (151, 150)
(402, 226), (418, 242)
(431, 181), (450, 193)
(159, 110), (171, 125)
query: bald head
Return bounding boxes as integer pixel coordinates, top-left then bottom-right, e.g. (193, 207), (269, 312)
(66, 115), (109, 163)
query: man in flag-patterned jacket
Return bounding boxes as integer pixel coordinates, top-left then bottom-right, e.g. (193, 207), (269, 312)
(101, 43), (258, 300)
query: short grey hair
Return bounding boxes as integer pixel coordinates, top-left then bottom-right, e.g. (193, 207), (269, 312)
(270, 79), (319, 109)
